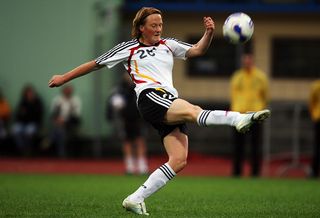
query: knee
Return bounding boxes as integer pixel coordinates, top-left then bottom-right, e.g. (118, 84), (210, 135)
(169, 155), (188, 173)
(185, 105), (202, 121)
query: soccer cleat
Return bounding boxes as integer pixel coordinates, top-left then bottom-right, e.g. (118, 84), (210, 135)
(235, 109), (271, 133)
(122, 197), (149, 216)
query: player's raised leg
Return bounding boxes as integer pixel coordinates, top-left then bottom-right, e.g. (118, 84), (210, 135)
(165, 98), (270, 133)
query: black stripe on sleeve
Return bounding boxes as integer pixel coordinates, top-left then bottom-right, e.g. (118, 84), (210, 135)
(95, 39), (138, 64)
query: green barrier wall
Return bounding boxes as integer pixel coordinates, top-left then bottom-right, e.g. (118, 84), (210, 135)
(0, 0), (123, 137)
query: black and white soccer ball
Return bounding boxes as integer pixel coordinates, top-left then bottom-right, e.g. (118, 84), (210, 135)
(223, 12), (254, 44)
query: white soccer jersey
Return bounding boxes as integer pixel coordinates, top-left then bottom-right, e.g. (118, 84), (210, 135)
(95, 38), (192, 98)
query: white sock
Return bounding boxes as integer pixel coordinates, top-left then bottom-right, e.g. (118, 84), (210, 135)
(137, 157), (148, 174)
(125, 156), (135, 174)
(128, 163), (176, 203)
(197, 110), (240, 127)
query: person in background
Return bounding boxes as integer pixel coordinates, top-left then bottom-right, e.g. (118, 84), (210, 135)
(12, 85), (44, 156)
(48, 7), (270, 215)
(0, 88), (11, 146)
(309, 80), (320, 178)
(230, 53), (269, 177)
(49, 85), (82, 158)
(107, 73), (148, 175)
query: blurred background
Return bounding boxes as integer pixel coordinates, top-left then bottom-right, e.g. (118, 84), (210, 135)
(1, 0), (320, 178)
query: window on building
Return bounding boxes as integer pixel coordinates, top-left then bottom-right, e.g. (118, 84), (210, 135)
(187, 36), (252, 77)
(272, 38), (320, 78)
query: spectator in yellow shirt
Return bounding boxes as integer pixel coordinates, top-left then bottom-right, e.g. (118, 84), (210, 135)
(230, 53), (269, 177)
(309, 80), (320, 178)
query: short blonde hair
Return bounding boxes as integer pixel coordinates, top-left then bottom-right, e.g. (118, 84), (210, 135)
(132, 7), (162, 38)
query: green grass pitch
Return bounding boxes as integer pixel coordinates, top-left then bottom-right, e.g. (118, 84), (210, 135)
(0, 174), (319, 217)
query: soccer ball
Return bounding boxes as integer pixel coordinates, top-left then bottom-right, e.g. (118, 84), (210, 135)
(223, 12), (254, 44)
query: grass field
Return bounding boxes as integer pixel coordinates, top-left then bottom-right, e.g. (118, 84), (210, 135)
(0, 174), (319, 217)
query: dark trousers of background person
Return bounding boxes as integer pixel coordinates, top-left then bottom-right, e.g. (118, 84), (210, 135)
(50, 126), (80, 158)
(50, 126), (67, 158)
(232, 123), (263, 177)
(311, 121), (320, 178)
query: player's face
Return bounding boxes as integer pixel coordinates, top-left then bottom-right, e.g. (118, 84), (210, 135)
(140, 14), (163, 45)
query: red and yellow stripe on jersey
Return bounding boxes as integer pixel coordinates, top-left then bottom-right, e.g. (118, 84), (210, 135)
(127, 45), (161, 85)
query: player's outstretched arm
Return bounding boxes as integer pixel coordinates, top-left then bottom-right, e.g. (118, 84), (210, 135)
(48, 60), (104, 88)
(186, 16), (215, 58)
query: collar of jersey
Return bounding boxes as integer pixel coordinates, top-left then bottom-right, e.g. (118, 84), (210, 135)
(138, 39), (161, 47)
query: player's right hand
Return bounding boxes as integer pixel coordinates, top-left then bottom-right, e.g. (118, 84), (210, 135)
(48, 75), (65, 88)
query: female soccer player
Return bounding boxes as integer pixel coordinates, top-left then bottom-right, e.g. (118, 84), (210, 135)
(49, 7), (270, 215)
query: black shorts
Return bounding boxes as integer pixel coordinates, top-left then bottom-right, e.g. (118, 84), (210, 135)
(137, 88), (188, 140)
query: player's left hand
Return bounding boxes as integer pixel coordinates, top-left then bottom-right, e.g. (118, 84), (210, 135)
(203, 17), (215, 34)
